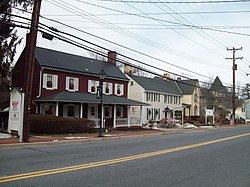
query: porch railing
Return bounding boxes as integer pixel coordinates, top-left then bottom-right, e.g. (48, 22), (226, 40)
(90, 117), (141, 128)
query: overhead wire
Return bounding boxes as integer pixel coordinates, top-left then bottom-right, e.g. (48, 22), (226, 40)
(45, 0), (226, 78)
(8, 5), (248, 90)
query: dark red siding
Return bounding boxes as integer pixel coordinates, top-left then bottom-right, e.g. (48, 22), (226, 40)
(41, 69), (128, 98)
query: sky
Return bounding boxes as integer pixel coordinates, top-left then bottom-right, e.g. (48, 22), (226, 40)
(13, 0), (250, 91)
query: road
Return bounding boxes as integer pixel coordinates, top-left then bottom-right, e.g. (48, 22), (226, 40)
(0, 126), (250, 187)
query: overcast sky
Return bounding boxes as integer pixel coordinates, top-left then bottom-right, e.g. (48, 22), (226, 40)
(13, 0), (250, 90)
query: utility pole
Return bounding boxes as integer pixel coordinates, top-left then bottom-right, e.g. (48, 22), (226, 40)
(23, 0), (42, 142)
(226, 47), (243, 127)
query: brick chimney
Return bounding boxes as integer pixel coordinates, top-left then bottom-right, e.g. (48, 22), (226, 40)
(107, 51), (117, 65)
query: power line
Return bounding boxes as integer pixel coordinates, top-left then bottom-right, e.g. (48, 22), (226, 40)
(95, 0), (250, 3)
(10, 7), (248, 89)
(42, 10), (250, 16)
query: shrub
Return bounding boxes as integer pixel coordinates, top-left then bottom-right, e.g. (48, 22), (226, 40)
(30, 114), (95, 134)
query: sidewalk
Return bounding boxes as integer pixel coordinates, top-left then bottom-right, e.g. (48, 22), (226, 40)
(0, 124), (248, 146)
(0, 128), (193, 146)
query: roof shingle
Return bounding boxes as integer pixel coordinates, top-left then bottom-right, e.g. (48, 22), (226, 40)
(35, 47), (128, 81)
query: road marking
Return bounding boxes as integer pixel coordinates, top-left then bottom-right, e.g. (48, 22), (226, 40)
(1, 132), (250, 183)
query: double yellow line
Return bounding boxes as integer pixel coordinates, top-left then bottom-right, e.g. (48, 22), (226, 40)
(1, 132), (250, 183)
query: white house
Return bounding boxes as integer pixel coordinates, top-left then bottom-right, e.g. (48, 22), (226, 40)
(245, 99), (250, 123)
(126, 74), (182, 125)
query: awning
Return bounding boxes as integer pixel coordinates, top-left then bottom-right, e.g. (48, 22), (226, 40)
(34, 92), (149, 106)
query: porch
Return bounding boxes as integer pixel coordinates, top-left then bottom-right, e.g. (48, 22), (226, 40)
(34, 92), (148, 129)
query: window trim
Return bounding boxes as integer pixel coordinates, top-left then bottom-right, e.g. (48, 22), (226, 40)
(66, 77), (79, 92)
(43, 73), (58, 90)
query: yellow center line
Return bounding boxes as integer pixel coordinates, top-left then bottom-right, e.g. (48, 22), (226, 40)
(1, 132), (250, 183)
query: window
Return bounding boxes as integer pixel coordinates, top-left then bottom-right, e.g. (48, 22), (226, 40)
(88, 104), (97, 118)
(88, 80), (99, 93)
(66, 77), (79, 92)
(40, 104), (56, 115)
(63, 104), (79, 118)
(104, 106), (112, 118)
(43, 74), (58, 90)
(116, 106), (124, 117)
(147, 108), (160, 120)
(147, 108), (152, 120)
(194, 105), (198, 116)
(115, 84), (124, 96)
(154, 108), (160, 120)
(91, 106), (96, 116)
(103, 82), (113, 95)
(194, 93), (198, 103)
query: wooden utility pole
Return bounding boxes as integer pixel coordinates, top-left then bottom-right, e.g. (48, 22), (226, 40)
(226, 47), (243, 127)
(23, 0), (42, 142)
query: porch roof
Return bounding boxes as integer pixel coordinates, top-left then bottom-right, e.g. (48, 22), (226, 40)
(34, 92), (149, 106)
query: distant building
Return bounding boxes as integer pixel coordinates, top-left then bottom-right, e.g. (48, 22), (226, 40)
(126, 74), (182, 125)
(177, 79), (201, 120)
(200, 76), (231, 122)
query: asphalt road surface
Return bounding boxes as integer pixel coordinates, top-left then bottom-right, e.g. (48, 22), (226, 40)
(0, 126), (250, 187)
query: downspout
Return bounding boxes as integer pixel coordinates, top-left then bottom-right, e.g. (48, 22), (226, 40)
(33, 68), (43, 114)
(37, 67), (44, 98)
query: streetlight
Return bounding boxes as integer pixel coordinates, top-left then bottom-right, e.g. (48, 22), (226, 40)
(98, 69), (107, 137)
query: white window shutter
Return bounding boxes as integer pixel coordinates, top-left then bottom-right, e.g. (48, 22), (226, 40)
(53, 75), (58, 89)
(74, 78), (79, 91)
(43, 74), (47, 88)
(120, 84), (124, 96)
(109, 83), (113, 95)
(75, 105), (79, 118)
(66, 77), (69, 90)
(88, 80), (92, 93)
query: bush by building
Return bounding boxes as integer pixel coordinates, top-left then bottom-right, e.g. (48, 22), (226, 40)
(30, 114), (95, 134)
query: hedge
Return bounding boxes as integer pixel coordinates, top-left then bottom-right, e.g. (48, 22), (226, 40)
(30, 114), (96, 134)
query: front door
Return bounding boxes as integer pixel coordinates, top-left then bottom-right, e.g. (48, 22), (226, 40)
(104, 106), (113, 128)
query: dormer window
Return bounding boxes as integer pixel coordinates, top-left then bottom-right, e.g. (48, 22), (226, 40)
(66, 77), (79, 92)
(43, 73), (58, 90)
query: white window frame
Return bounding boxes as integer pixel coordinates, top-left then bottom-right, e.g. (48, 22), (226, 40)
(103, 82), (113, 95)
(88, 80), (99, 94)
(115, 84), (124, 96)
(66, 77), (79, 92)
(40, 103), (56, 115)
(116, 106), (124, 118)
(88, 104), (97, 118)
(43, 73), (58, 90)
(63, 104), (79, 118)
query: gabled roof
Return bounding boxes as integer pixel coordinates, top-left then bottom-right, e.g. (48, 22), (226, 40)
(210, 76), (227, 92)
(34, 92), (149, 106)
(128, 75), (181, 95)
(177, 79), (198, 94)
(35, 47), (128, 81)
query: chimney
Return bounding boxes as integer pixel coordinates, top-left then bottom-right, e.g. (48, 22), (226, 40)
(124, 65), (133, 74)
(163, 72), (170, 80)
(108, 51), (117, 65)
